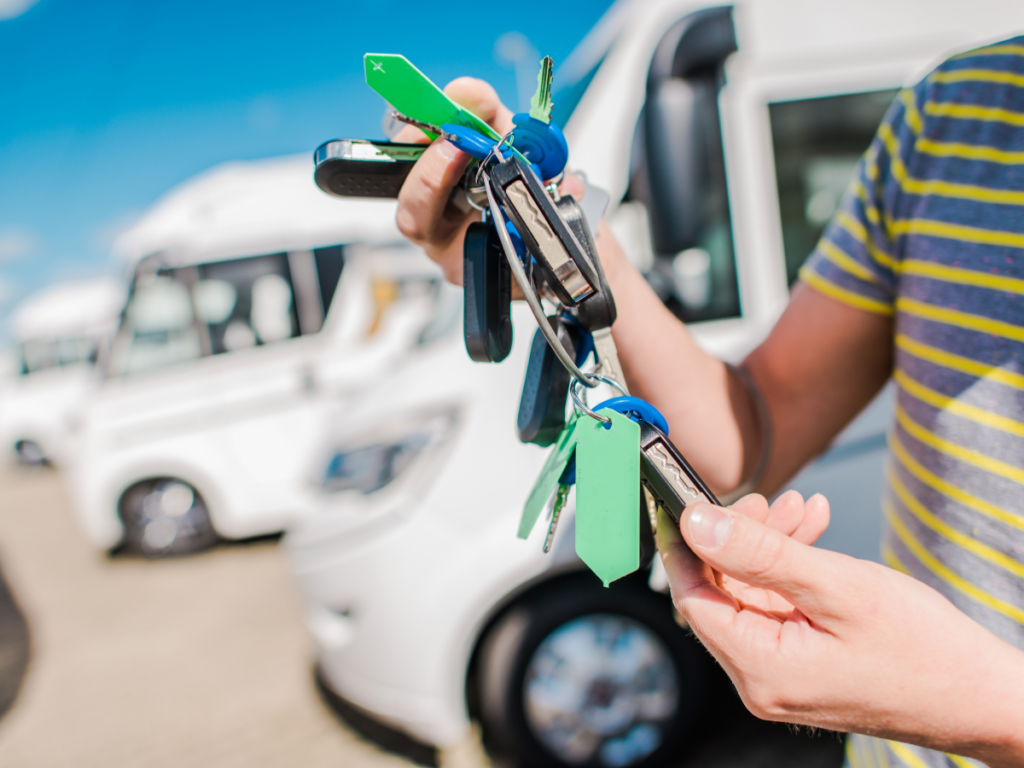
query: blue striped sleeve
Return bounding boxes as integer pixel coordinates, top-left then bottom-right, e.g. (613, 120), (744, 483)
(799, 81), (926, 316)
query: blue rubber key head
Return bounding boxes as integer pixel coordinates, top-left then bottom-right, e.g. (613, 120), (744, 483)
(593, 396), (670, 435)
(510, 114), (568, 182)
(440, 124), (495, 160)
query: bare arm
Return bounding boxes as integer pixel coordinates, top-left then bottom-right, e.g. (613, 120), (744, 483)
(597, 226), (893, 496)
(395, 79), (893, 496)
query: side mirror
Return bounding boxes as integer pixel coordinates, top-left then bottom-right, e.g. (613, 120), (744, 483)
(637, 7), (737, 257)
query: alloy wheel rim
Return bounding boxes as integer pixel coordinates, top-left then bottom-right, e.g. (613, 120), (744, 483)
(523, 613), (680, 767)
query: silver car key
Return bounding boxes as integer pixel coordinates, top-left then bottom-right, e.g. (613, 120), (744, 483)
(638, 419), (720, 524)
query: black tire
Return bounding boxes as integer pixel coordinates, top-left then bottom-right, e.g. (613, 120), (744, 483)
(118, 478), (219, 557)
(476, 573), (709, 768)
(14, 440), (46, 466)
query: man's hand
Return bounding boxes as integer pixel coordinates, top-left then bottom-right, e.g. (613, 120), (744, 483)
(394, 78), (513, 285)
(657, 495), (1024, 767)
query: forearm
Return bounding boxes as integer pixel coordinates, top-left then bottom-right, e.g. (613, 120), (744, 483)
(596, 223), (760, 494)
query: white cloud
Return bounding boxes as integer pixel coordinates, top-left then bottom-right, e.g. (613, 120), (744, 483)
(0, 0), (41, 21)
(0, 228), (36, 262)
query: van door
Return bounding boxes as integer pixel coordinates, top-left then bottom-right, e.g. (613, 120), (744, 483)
(192, 248), (345, 535)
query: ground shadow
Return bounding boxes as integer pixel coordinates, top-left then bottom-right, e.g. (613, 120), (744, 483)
(314, 665), (439, 767)
(0, 556), (31, 723)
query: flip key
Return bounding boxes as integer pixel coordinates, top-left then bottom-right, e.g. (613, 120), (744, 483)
(463, 222), (512, 362)
(638, 419), (720, 525)
(488, 155), (599, 306)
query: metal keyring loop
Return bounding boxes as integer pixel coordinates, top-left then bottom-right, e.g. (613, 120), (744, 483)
(569, 374), (628, 424)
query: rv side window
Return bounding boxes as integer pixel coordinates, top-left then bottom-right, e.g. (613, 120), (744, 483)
(197, 253), (300, 354)
(110, 274), (203, 376)
(769, 89), (898, 285)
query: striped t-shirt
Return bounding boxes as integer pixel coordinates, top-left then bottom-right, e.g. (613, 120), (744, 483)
(800, 38), (1024, 768)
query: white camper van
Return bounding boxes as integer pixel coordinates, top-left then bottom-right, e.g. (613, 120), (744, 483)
(285, 1), (1024, 767)
(0, 278), (125, 466)
(67, 155), (456, 557)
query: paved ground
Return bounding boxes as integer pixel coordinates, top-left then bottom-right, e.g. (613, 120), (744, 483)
(0, 466), (844, 768)
(0, 466), (431, 768)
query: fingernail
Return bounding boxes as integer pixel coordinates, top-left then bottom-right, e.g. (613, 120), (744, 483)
(686, 505), (733, 550)
(435, 138), (459, 162)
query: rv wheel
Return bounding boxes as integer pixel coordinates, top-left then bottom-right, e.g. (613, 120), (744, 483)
(14, 440), (46, 466)
(475, 574), (708, 768)
(118, 478), (218, 557)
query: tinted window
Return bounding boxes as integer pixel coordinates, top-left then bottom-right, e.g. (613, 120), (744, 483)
(769, 89), (898, 285)
(108, 247), (346, 376)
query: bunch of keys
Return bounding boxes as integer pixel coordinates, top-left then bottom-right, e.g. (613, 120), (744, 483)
(314, 53), (720, 586)
(519, 381), (720, 587)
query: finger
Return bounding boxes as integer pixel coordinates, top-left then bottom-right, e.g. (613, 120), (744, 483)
(729, 493), (770, 524)
(393, 123), (432, 144)
(443, 77), (515, 134)
(764, 490), (805, 537)
(680, 502), (847, 620)
(558, 172), (585, 200)
(395, 139), (472, 253)
(655, 508), (717, 596)
(658, 511), (786, 675)
(791, 492), (830, 546)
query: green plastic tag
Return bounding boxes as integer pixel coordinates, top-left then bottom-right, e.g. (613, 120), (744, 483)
(364, 54), (502, 142)
(575, 409), (640, 587)
(519, 415), (579, 539)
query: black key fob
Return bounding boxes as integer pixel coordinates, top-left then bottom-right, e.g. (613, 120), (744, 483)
(463, 221), (513, 363)
(516, 315), (581, 446)
(638, 420), (720, 524)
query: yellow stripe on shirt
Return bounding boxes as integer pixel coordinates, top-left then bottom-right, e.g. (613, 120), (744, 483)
(954, 44), (1024, 59)
(878, 123), (1024, 205)
(833, 208), (896, 270)
(895, 335), (1024, 393)
(885, 500), (1024, 624)
(887, 741), (928, 768)
(799, 269), (894, 316)
(894, 369), (1024, 439)
(888, 465), (1024, 580)
(899, 88), (923, 135)
(924, 101), (1024, 127)
(818, 239), (883, 283)
(916, 138), (1024, 165)
(897, 297), (1024, 344)
(901, 259), (1024, 296)
(932, 68), (1024, 88)
(895, 403), (1024, 486)
(891, 218), (1024, 249)
(890, 432), (1024, 534)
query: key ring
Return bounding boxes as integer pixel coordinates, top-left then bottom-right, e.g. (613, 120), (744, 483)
(569, 374), (627, 424)
(482, 173), (600, 388)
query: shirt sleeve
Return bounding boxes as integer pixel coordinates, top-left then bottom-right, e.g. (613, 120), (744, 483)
(798, 79), (926, 316)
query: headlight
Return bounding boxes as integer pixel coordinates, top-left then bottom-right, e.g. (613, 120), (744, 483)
(322, 408), (457, 494)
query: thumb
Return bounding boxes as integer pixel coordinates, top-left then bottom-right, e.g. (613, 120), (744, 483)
(680, 503), (845, 620)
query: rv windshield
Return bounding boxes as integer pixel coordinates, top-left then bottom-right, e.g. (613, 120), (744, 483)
(769, 88), (898, 284)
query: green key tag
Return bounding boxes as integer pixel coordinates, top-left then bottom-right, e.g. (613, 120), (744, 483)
(575, 409), (641, 587)
(520, 414), (580, 539)
(364, 54), (502, 142)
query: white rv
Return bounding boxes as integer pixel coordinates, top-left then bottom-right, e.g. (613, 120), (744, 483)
(0, 278), (125, 466)
(284, 1), (1024, 767)
(67, 155), (457, 557)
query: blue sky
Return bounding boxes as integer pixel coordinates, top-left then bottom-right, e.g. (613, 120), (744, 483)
(0, 0), (614, 334)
